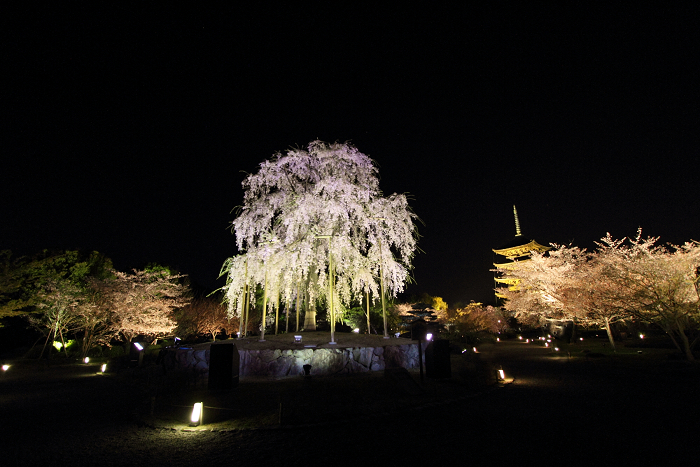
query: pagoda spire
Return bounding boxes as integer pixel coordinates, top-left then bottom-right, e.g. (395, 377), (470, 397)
(513, 205), (522, 236)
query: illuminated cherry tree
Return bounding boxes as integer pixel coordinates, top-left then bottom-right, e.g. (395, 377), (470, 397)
(498, 244), (630, 349)
(92, 269), (190, 347)
(221, 141), (419, 333)
(595, 231), (700, 359)
(498, 231), (700, 358)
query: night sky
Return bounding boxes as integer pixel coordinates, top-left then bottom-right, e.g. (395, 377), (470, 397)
(3, 4), (699, 306)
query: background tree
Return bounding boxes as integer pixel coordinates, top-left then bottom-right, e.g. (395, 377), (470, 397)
(75, 285), (116, 358)
(498, 232), (700, 359)
(0, 250), (113, 357)
(93, 268), (190, 349)
(28, 278), (83, 358)
(595, 231), (700, 360)
(222, 141), (419, 335)
(178, 297), (235, 341)
(0, 250), (112, 323)
(496, 245), (583, 326)
(497, 244), (631, 349)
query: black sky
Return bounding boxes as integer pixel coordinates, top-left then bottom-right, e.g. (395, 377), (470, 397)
(2, 4), (699, 306)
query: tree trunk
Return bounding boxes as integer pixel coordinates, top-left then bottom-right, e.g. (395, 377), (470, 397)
(302, 271), (318, 331)
(295, 284), (301, 332)
(303, 300), (317, 331)
(676, 319), (695, 361)
(604, 317), (616, 352)
(274, 290), (280, 335)
(366, 291), (371, 334)
(39, 327), (54, 360)
(58, 328), (69, 358)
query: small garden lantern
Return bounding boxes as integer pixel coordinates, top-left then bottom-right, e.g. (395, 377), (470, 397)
(190, 402), (203, 426)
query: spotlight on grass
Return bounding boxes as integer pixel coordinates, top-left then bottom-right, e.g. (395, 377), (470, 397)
(496, 337), (500, 342)
(100, 363), (106, 373)
(190, 402), (203, 426)
(53, 341), (63, 351)
(639, 334), (644, 339)
(83, 357), (90, 364)
(352, 328), (360, 333)
(2, 364), (9, 372)
(518, 336), (522, 340)
(473, 347), (479, 353)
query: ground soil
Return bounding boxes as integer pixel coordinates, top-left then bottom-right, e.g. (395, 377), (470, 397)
(1, 338), (698, 466)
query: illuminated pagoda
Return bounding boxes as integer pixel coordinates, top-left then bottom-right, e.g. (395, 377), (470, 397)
(493, 205), (550, 301)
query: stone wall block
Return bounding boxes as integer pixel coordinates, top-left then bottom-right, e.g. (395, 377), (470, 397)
(357, 347), (374, 368)
(269, 351), (293, 377)
(310, 349), (346, 375)
(193, 350), (207, 363)
(169, 342), (422, 377)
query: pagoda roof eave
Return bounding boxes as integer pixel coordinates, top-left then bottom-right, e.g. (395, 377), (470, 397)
(493, 239), (551, 257)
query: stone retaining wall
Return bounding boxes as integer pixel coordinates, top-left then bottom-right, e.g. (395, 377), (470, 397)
(163, 342), (425, 379)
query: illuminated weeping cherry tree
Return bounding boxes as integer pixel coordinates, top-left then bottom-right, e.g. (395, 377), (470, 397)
(221, 141), (419, 342)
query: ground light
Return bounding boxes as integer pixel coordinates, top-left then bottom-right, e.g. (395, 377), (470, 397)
(133, 342), (145, 366)
(100, 364), (106, 373)
(2, 364), (9, 372)
(190, 402), (203, 426)
(426, 333), (433, 341)
(83, 357), (90, 364)
(294, 335), (302, 343)
(497, 367), (505, 381)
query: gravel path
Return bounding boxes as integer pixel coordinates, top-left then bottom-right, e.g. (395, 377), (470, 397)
(2, 340), (698, 466)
